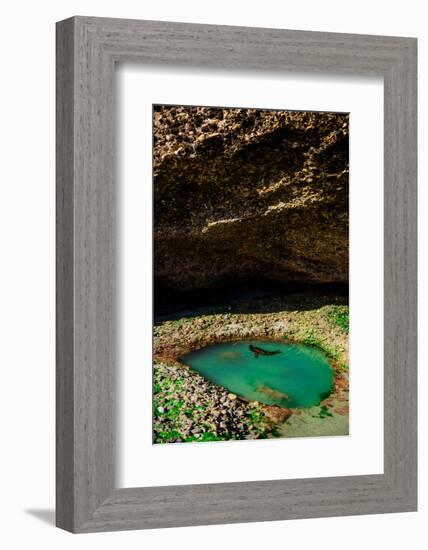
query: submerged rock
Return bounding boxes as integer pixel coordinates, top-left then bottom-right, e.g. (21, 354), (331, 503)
(154, 106), (349, 290)
(263, 405), (293, 424)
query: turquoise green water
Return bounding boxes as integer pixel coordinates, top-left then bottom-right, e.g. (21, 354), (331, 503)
(181, 340), (333, 408)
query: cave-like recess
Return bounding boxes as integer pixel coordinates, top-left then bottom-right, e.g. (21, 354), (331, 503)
(153, 105), (349, 295)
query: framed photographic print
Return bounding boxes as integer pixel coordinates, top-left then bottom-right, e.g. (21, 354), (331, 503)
(151, 104), (350, 445)
(56, 16), (417, 532)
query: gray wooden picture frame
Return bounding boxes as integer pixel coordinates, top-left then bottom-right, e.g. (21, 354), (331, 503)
(56, 16), (417, 533)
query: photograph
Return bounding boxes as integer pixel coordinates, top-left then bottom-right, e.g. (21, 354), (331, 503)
(152, 104), (349, 444)
(0, 2), (418, 543)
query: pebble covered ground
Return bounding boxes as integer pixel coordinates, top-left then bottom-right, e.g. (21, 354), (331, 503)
(153, 292), (349, 444)
(153, 362), (278, 443)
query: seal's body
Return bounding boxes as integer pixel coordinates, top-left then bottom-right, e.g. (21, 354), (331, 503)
(249, 344), (281, 358)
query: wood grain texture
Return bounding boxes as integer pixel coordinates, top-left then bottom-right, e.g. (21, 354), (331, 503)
(56, 18), (75, 532)
(56, 16), (417, 533)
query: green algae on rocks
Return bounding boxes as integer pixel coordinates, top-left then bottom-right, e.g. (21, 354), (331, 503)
(153, 293), (349, 444)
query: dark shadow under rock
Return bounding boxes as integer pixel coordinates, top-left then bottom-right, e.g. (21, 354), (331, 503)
(154, 105), (349, 291)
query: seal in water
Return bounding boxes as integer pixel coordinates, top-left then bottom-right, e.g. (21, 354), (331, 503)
(249, 344), (282, 358)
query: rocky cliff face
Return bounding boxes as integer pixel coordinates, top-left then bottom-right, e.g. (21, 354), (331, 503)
(154, 105), (349, 290)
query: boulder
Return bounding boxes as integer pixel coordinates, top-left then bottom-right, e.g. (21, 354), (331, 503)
(154, 105), (349, 290)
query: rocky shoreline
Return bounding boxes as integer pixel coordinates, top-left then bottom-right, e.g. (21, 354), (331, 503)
(153, 362), (279, 443)
(153, 291), (349, 444)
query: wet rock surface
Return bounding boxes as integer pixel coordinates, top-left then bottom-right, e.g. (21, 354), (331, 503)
(154, 106), (349, 290)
